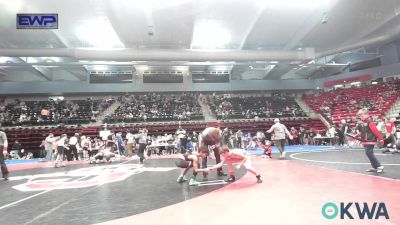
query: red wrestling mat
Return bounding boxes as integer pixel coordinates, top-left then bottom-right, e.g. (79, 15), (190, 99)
(96, 157), (400, 225)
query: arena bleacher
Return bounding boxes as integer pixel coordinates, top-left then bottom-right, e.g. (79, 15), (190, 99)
(208, 93), (307, 120)
(304, 81), (400, 126)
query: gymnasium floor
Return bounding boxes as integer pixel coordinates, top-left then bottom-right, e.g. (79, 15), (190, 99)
(0, 146), (399, 225)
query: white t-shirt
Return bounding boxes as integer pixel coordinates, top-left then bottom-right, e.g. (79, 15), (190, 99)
(45, 136), (54, 149)
(126, 133), (134, 144)
(69, 136), (78, 145)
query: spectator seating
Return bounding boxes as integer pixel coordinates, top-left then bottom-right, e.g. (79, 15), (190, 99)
(304, 81), (399, 126)
(208, 94), (306, 120)
(0, 98), (112, 127)
(104, 93), (204, 123)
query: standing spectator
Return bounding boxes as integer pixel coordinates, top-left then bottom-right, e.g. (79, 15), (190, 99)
(81, 136), (91, 160)
(228, 130), (236, 148)
(308, 129), (316, 145)
(266, 118), (292, 159)
(39, 139), (46, 159)
(326, 125), (338, 145)
(0, 128), (9, 180)
(356, 108), (384, 173)
(336, 124), (345, 146)
(44, 133), (54, 161)
(115, 132), (125, 156)
(235, 130), (243, 148)
(341, 119), (351, 146)
(222, 128), (230, 146)
(298, 126), (306, 145)
(126, 131), (134, 157)
(289, 127), (298, 145)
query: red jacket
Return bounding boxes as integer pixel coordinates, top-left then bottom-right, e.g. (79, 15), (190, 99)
(357, 120), (383, 145)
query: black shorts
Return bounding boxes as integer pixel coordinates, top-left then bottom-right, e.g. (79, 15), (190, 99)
(95, 154), (104, 160)
(57, 146), (64, 155)
(175, 158), (192, 168)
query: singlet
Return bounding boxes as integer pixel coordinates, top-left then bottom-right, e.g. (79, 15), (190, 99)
(181, 152), (198, 162)
(225, 149), (247, 160)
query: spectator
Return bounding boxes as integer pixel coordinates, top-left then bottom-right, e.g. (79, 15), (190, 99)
(0, 128), (9, 180)
(11, 140), (22, 159)
(266, 118), (293, 159)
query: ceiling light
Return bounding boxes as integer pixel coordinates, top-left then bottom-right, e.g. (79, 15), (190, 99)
(0, 57), (12, 63)
(76, 18), (124, 48)
(191, 21), (231, 49)
(256, 0), (331, 9)
(0, 0), (23, 12)
(41, 57), (62, 63)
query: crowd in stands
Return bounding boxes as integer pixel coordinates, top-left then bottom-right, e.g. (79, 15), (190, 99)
(304, 80), (400, 126)
(2, 82), (399, 158)
(0, 97), (113, 126)
(303, 80), (400, 152)
(1, 92), (310, 126)
(208, 92), (307, 120)
(103, 93), (204, 123)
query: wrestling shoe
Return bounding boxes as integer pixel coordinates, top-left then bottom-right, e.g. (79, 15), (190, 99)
(217, 171), (227, 176)
(189, 178), (200, 186)
(176, 175), (188, 183)
(226, 175), (236, 182)
(365, 168), (377, 172)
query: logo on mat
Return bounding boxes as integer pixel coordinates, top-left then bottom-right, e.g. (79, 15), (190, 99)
(11, 164), (175, 191)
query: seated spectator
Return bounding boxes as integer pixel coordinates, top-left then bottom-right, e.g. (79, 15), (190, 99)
(41, 108), (50, 120)
(10, 140), (22, 159)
